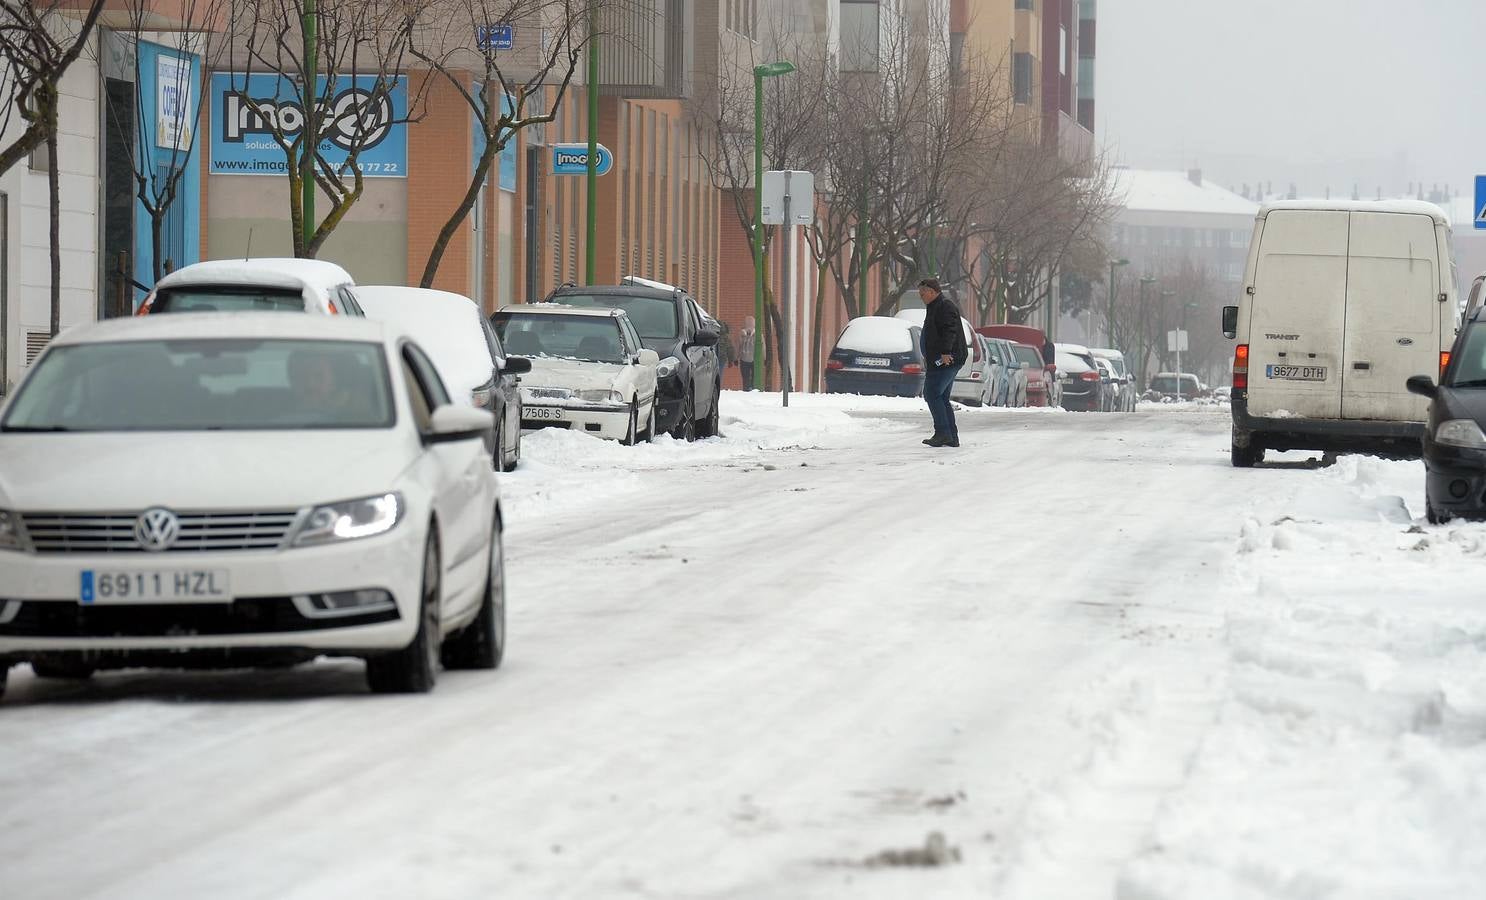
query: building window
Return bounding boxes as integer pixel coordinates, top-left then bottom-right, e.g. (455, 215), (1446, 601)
(840, 1), (880, 73)
(1013, 52), (1033, 104)
(1015, 0), (1034, 10)
(950, 31), (965, 85)
(1060, 27), (1068, 76)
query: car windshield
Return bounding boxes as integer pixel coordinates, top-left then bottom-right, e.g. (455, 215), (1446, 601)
(1449, 324), (1486, 387)
(151, 286), (306, 313)
(548, 293), (679, 339)
(1150, 375), (1197, 393)
(0, 339), (394, 432)
(1013, 345), (1042, 367)
(492, 313), (627, 363)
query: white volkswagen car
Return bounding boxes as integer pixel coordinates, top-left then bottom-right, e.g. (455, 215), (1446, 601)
(0, 313), (505, 698)
(490, 304), (662, 444)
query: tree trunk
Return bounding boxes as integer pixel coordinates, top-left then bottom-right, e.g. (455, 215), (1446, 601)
(810, 255), (829, 392)
(423, 151), (496, 288)
(46, 116), (60, 336)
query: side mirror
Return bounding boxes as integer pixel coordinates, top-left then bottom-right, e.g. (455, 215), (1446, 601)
(1406, 375), (1438, 398)
(1221, 305), (1239, 340)
(425, 405), (495, 445)
(636, 348), (660, 367)
(691, 329), (720, 347)
(500, 356), (532, 375)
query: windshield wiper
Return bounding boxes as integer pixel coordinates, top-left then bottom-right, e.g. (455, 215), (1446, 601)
(1, 425), (72, 433)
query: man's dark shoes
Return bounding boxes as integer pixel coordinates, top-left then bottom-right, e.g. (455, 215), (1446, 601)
(925, 434), (950, 447)
(946, 436), (960, 448)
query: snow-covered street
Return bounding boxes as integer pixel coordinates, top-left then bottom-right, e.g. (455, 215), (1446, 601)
(3, 393), (1483, 899)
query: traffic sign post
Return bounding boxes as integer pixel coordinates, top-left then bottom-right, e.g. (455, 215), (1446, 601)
(762, 171), (816, 406)
(1168, 329), (1189, 400)
(1476, 175), (1486, 230)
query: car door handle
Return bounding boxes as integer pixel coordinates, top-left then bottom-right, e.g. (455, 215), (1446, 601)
(1352, 361), (1371, 371)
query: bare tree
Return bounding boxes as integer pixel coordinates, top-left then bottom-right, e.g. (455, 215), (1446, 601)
(409, 0), (606, 289)
(0, 0), (108, 336)
(219, 0), (428, 257)
(110, 0), (230, 285)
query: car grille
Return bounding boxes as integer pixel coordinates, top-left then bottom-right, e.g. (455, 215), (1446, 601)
(20, 510), (301, 554)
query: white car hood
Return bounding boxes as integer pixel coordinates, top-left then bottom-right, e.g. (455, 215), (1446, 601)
(0, 432), (414, 512)
(523, 357), (628, 393)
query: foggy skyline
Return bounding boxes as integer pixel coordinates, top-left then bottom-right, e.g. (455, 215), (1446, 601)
(1097, 0), (1484, 201)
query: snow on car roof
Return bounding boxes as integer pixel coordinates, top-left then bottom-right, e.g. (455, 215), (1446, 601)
(837, 316), (916, 354)
(497, 303), (624, 318)
(51, 311), (392, 346)
(154, 258), (355, 293)
(1258, 198), (1450, 223)
(1055, 342), (1092, 355)
(356, 286), (493, 393)
(1087, 348), (1125, 359)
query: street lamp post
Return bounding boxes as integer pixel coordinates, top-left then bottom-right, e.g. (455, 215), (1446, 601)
(1106, 257), (1129, 347)
(752, 60), (794, 391)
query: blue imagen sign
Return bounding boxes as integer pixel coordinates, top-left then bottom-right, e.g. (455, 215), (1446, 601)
(209, 73), (408, 178)
(552, 142), (613, 176)
(1475, 175), (1485, 230)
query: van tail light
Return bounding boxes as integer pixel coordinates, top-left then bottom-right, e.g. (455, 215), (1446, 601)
(1233, 343), (1249, 389)
(825, 359), (845, 371)
(1079, 371), (1101, 382)
(902, 363), (924, 375)
(1441, 351), (1451, 376)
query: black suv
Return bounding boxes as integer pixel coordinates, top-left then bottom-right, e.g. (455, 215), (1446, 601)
(544, 279), (722, 439)
(1407, 306), (1486, 523)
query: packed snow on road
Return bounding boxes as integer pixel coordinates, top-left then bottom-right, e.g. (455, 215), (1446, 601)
(3, 393), (1483, 899)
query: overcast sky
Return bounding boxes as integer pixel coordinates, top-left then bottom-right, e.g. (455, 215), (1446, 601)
(1097, 0), (1484, 199)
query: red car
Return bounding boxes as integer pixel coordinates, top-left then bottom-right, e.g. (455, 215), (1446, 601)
(977, 325), (1058, 407)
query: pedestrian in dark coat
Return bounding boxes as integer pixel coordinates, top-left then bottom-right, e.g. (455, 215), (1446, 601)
(918, 278), (968, 447)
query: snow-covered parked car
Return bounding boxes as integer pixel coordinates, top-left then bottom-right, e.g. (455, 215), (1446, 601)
(136, 258), (366, 317)
(895, 308), (984, 405)
(357, 286), (531, 471)
(824, 316), (925, 397)
(0, 313), (507, 698)
(490, 304), (661, 444)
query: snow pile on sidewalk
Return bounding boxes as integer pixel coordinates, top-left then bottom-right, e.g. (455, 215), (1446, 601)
(500, 390), (916, 519)
(1119, 456), (1486, 898)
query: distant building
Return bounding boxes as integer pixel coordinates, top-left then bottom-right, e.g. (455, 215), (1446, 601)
(1108, 167), (1259, 287)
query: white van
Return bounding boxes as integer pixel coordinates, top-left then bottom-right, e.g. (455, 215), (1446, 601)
(1222, 200), (1457, 466)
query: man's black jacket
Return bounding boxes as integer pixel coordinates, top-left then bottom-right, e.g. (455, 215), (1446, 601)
(921, 293), (969, 368)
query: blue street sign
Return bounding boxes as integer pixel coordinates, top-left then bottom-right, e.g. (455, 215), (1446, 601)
(552, 142), (614, 176)
(1476, 175), (1486, 230)
(477, 24), (514, 51)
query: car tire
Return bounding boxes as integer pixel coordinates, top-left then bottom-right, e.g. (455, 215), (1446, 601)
(0, 663), (8, 701)
(696, 386), (721, 438)
(30, 655), (96, 680)
(1426, 499), (1449, 525)
(503, 425), (521, 472)
(644, 401), (658, 443)
(623, 401), (640, 446)
(672, 402), (697, 442)
(366, 531), (441, 694)
(441, 521), (505, 671)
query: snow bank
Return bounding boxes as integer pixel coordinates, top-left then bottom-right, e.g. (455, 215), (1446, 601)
(1118, 456), (1486, 898)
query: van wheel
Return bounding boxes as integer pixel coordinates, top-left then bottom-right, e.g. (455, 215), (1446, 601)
(1231, 440), (1263, 468)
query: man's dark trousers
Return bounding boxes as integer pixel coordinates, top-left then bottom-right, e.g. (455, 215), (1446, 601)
(740, 362), (755, 390)
(923, 363), (961, 442)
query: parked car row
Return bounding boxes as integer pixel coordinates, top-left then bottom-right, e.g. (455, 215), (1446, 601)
(0, 259), (733, 701)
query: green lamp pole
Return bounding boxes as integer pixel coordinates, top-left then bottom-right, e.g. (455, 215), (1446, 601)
(752, 60), (794, 390)
(584, 4), (600, 284)
(301, 0), (317, 253)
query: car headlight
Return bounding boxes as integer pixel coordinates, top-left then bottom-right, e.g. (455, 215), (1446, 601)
(0, 510), (23, 551)
(1435, 419), (1486, 449)
(656, 356), (681, 379)
(577, 389), (625, 403)
(293, 493), (402, 546)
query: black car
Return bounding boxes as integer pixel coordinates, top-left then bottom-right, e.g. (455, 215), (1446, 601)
(1407, 308), (1486, 523)
(824, 317), (924, 397)
(544, 279), (722, 440)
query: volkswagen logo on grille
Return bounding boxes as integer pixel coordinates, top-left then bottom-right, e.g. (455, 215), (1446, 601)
(134, 508), (180, 552)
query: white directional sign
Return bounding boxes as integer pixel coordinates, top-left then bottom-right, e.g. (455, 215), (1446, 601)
(761, 170), (815, 226)
(1167, 329), (1189, 353)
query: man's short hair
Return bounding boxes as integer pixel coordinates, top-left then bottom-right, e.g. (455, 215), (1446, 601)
(918, 277), (941, 292)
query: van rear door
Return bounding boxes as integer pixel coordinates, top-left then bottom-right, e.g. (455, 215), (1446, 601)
(1340, 212), (1439, 423)
(1246, 209), (1349, 419)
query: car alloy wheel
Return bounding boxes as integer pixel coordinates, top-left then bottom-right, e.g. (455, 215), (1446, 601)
(699, 385), (721, 438)
(645, 402), (658, 443)
(441, 519), (505, 670)
(365, 531), (441, 694)
(623, 401), (640, 446)
(672, 404), (696, 442)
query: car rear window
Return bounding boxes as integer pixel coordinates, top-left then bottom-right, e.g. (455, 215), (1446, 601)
(549, 293), (679, 339)
(152, 286), (306, 313)
(1013, 345), (1042, 367)
(836, 318), (913, 354)
(2, 339), (394, 432)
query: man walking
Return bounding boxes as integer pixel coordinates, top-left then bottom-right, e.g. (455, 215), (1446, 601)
(918, 278), (968, 447)
(738, 315), (756, 391)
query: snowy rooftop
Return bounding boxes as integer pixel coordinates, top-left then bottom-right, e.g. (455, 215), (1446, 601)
(1110, 168), (1261, 217)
